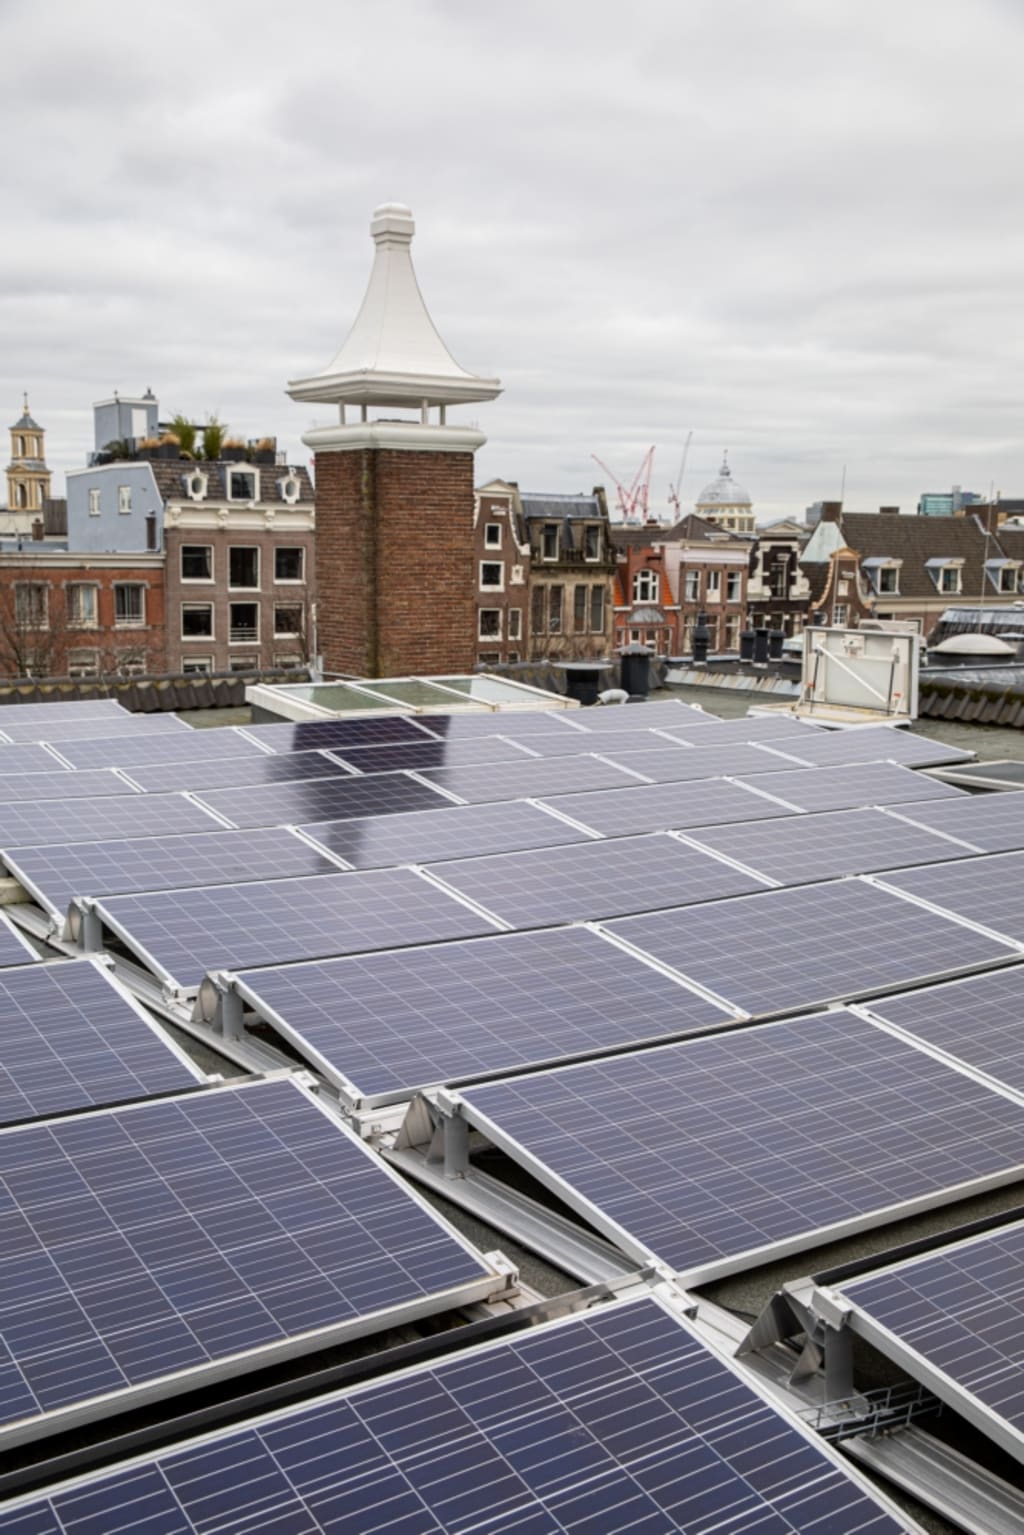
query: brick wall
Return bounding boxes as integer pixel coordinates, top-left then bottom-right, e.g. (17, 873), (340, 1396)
(165, 527), (314, 672)
(315, 447), (476, 676)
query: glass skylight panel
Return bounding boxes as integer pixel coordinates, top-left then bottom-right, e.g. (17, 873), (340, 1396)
(780, 728), (972, 769)
(860, 967), (1024, 1097)
(539, 777), (797, 836)
(194, 772), (454, 829)
(239, 716), (428, 752)
(0, 744), (72, 775)
(875, 851), (1024, 945)
(300, 799), (593, 870)
(685, 806), (973, 886)
(417, 754), (647, 804)
(4, 827), (344, 922)
(430, 832), (770, 928)
(327, 735), (534, 775)
(0, 914), (39, 968)
(0, 959), (202, 1125)
(0, 1076), (495, 1448)
(890, 794), (1024, 854)
(0, 792), (225, 850)
(458, 1011), (1024, 1282)
(604, 878), (1016, 1017)
(234, 927), (734, 1107)
(51, 730), (267, 771)
(735, 761), (963, 813)
(599, 740), (806, 783)
(122, 750), (355, 794)
(0, 1293), (912, 1535)
(88, 868), (503, 991)
(0, 715), (190, 745)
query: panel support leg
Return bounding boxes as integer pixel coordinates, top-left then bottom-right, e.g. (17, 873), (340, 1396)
(824, 1327), (854, 1402)
(444, 1113), (469, 1179)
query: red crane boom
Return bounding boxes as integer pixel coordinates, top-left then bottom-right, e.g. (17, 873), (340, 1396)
(591, 447), (656, 525)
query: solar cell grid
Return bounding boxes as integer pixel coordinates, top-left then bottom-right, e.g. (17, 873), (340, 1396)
(860, 967), (1024, 1098)
(328, 735), (535, 774)
(539, 777), (799, 836)
(0, 960), (201, 1126)
(430, 832), (771, 927)
(874, 852), (1024, 945)
(604, 877), (1015, 1017)
(236, 927), (735, 1105)
(239, 716), (429, 752)
(122, 749), (355, 794)
(684, 806), (974, 886)
(0, 715), (190, 745)
(300, 799), (594, 870)
(734, 761), (963, 813)
(598, 740), (807, 783)
(418, 754), (650, 804)
(0, 700), (128, 722)
(414, 709), (588, 740)
(0, 1076), (492, 1444)
(780, 728), (971, 769)
(0, 1293), (911, 1535)
(0, 768), (137, 801)
(518, 726), (700, 759)
(4, 827), (344, 921)
(194, 771), (454, 828)
(459, 1011), (1024, 1281)
(0, 792), (225, 850)
(0, 745), (70, 776)
(655, 715), (828, 746)
(889, 794), (1024, 854)
(52, 730), (266, 771)
(90, 868), (502, 989)
(0, 916), (38, 969)
(570, 701), (721, 732)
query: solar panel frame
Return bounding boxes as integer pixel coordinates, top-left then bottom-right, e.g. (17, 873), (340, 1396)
(120, 749), (359, 794)
(0, 767), (141, 802)
(565, 700), (722, 732)
(50, 730), (269, 771)
(887, 794), (1024, 854)
(0, 1074), (501, 1451)
(299, 798), (598, 869)
(0, 1290), (915, 1535)
(193, 770), (458, 829)
(412, 708), (590, 739)
(326, 735), (538, 775)
(0, 715), (193, 745)
(655, 715), (830, 746)
(230, 926), (741, 1108)
(452, 1010), (1024, 1285)
(415, 754), (653, 804)
(0, 744), (76, 776)
(0, 791), (229, 850)
(538, 777), (802, 836)
(596, 739), (809, 783)
(0, 699), (129, 723)
(0, 957), (205, 1127)
(0, 914), (40, 968)
(237, 715), (433, 752)
(513, 726), (701, 758)
(733, 760), (965, 813)
(778, 728), (973, 769)
(871, 851), (1024, 947)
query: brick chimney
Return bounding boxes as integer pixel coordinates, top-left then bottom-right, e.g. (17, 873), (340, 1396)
(820, 501), (843, 524)
(879, 505), (899, 515)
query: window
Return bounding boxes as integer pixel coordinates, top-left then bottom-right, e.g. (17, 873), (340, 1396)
(229, 656), (259, 672)
(15, 483), (27, 509)
(584, 525), (602, 561)
(706, 571), (722, 599)
(118, 485), (132, 514)
(877, 567), (899, 594)
(632, 570), (660, 603)
(704, 618), (719, 648)
(531, 585), (545, 635)
(541, 523), (559, 561)
(278, 473), (300, 504)
(273, 655), (306, 670)
(66, 583), (98, 628)
(478, 652), (501, 665)
(274, 604), (303, 637)
(726, 571), (742, 602)
(940, 567), (961, 594)
(15, 583), (47, 627)
(229, 546), (260, 589)
(832, 603), (848, 626)
(590, 585), (605, 633)
(484, 523), (502, 548)
(228, 469), (258, 502)
(88, 488), (101, 517)
(67, 648), (99, 678)
(507, 651), (520, 663)
(999, 567), (1018, 593)
(114, 584), (145, 626)
(186, 471), (208, 501)
(548, 585), (563, 633)
(230, 603), (259, 643)
(182, 656), (213, 675)
(181, 603), (213, 638)
(479, 609), (502, 639)
(684, 571), (700, 602)
(724, 615), (741, 650)
(181, 545), (213, 581)
(480, 561), (504, 590)
(275, 547), (304, 582)
(116, 653), (148, 678)
(15, 435), (24, 456)
(573, 584), (587, 632)
(508, 609), (523, 640)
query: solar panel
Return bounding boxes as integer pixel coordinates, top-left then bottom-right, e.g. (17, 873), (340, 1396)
(414, 709), (587, 739)
(569, 700), (721, 732)
(837, 1220), (1024, 1462)
(0, 744), (72, 776)
(518, 726), (700, 758)
(430, 832), (771, 927)
(87, 868), (503, 990)
(875, 851), (1024, 945)
(4, 827), (345, 923)
(0, 767), (139, 801)
(0, 959), (202, 1126)
(735, 760), (963, 813)
(457, 1010), (1024, 1282)
(300, 799), (594, 870)
(194, 771), (454, 829)
(889, 794), (1024, 854)
(233, 927), (735, 1107)
(0, 1076), (496, 1447)
(685, 806), (975, 886)
(539, 777), (799, 836)
(0, 792), (225, 850)
(239, 716), (429, 752)
(0, 715), (190, 745)
(51, 730), (266, 771)
(122, 749), (356, 794)
(0, 1292), (912, 1535)
(0, 699), (128, 722)
(780, 727), (972, 769)
(0, 915), (39, 968)
(859, 967), (1024, 1098)
(599, 740), (808, 783)
(417, 754), (648, 803)
(328, 735), (535, 774)
(657, 715), (828, 746)
(603, 877), (1016, 1017)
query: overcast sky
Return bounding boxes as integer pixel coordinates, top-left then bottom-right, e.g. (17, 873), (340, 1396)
(3, 0), (1023, 522)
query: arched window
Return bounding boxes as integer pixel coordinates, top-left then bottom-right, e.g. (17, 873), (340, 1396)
(15, 482), (27, 508)
(632, 570), (659, 603)
(15, 435), (24, 456)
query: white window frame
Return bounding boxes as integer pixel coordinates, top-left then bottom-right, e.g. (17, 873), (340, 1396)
(507, 608), (522, 640)
(229, 601), (260, 645)
(832, 602), (849, 626)
(478, 608), (502, 640)
(274, 547), (305, 584)
(229, 545), (260, 591)
(181, 602), (214, 640)
(274, 603), (304, 639)
(484, 523), (502, 549)
(726, 571), (742, 602)
(114, 583), (145, 628)
(684, 571), (700, 602)
(632, 570), (660, 603)
(584, 524), (602, 562)
(14, 582), (48, 628)
(278, 473), (300, 505)
(876, 566), (900, 595)
(180, 544), (214, 582)
(182, 656), (213, 675)
(227, 468), (259, 502)
(479, 560), (504, 591)
(939, 566), (962, 594)
(541, 523), (559, 561)
(66, 582), (98, 628)
(186, 470), (208, 502)
(88, 487), (101, 517)
(706, 571), (722, 599)
(229, 656), (260, 672)
(118, 485), (132, 515)
(66, 648), (100, 679)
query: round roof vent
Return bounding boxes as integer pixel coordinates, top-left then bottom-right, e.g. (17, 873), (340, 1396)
(931, 632), (1016, 656)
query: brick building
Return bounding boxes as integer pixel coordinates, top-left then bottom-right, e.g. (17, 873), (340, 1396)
(0, 553), (165, 678)
(289, 203), (501, 677)
(473, 480), (530, 664)
(746, 518), (812, 636)
(610, 526), (680, 653)
(519, 490), (615, 662)
(610, 514), (750, 655)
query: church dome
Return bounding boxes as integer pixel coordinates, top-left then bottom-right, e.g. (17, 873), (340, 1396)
(696, 453), (751, 508)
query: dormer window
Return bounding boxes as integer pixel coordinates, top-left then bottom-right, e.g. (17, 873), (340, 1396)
(541, 523), (559, 560)
(277, 472), (301, 505)
(186, 470), (208, 502)
(862, 556), (902, 595)
(227, 468), (258, 502)
(632, 570), (660, 603)
(985, 558), (1021, 594)
(925, 556), (963, 595)
(118, 485), (132, 514)
(584, 524), (602, 561)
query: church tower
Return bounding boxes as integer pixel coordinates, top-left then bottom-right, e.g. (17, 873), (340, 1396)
(288, 204), (501, 677)
(6, 397), (52, 520)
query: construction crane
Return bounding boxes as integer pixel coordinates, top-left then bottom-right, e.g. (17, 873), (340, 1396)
(591, 446), (656, 525)
(667, 432), (693, 519)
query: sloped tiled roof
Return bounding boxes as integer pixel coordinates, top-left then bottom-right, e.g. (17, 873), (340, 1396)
(148, 461), (315, 503)
(519, 493), (603, 521)
(840, 512), (989, 599)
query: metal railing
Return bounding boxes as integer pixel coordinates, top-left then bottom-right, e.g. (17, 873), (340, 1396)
(800, 1381), (943, 1443)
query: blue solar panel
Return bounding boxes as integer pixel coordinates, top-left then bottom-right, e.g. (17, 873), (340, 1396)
(839, 1220), (1024, 1458)
(0, 700), (128, 723)
(0, 792), (225, 849)
(0, 916), (38, 969)
(418, 755), (651, 803)
(876, 851), (1024, 944)
(89, 868), (503, 990)
(0, 745), (72, 776)
(861, 967), (1024, 1098)
(598, 740), (807, 783)
(122, 750), (356, 794)
(300, 799), (594, 869)
(890, 794), (1024, 853)
(734, 761), (964, 813)
(4, 827), (344, 921)
(239, 716), (429, 752)
(328, 736), (536, 774)
(540, 777), (799, 836)
(430, 832), (770, 927)
(0, 1076), (492, 1445)
(0, 959), (201, 1125)
(459, 1011), (1024, 1281)
(0, 1294), (909, 1534)
(51, 730), (266, 771)
(194, 771), (454, 828)
(570, 700), (721, 732)
(415, 709), (587, 740)
(234, 927), (735, 1106)
(781, 728), (972, 769)
(518, 726), (702, 759)
(656, 715), (827, 746)
(6, 768), (140, 801)
(604, 878), (1016, 1017)
(0, 715), (190, 745)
